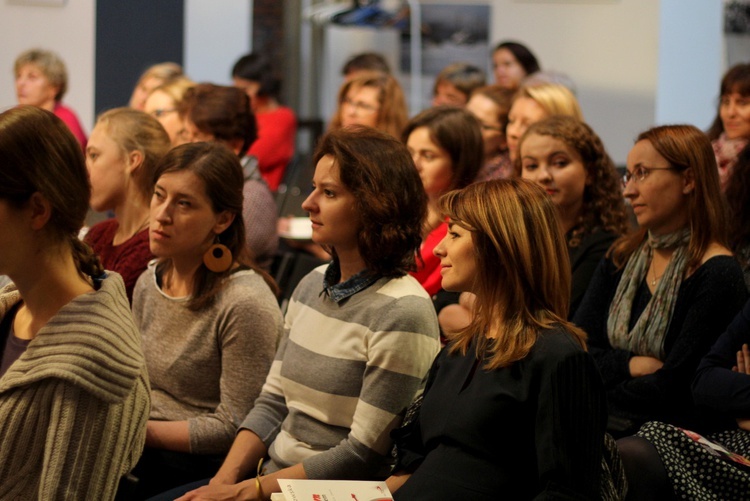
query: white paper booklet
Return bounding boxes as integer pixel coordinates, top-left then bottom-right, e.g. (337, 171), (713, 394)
(275, 479), (393, 501)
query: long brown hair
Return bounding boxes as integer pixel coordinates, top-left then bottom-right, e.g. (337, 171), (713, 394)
(153, 142), (276, 310)
(441, 179), (586, 369)
(0, 106), (103, 278)
(609, 124), (728, 271)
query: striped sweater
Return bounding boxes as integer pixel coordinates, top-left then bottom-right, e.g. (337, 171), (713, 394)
(240, 265), (440, 479)
(0, 273), (150, 500)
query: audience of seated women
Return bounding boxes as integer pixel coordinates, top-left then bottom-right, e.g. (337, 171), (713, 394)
(506, 82), (583, 161)
(14, 48), (87, 148)
(0, 106), (150, 500)
(402, 106), (483, 312)
(143, 76), (196, 147)
(129, 142), (282, 497)
(431, 62), (486, 108)
(328, 71), (408, 139)
(180, 83), (278, 270)
(84, 107), (171, 302)
(129, 61), (183, 111)
(574, 124), (747, 437)
(519, 116), (629, 317)
(491, 40), (541, 91)
(707, 63), (750, 191)
(465, 85), (514, 181)
(158, 126), (440, 501)
(387, 179), (607, 500)
(231, 53), (297, 192)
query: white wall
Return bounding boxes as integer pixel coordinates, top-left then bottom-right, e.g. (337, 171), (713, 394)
(184, 0), (253, 85)
(656, 0), (723, 129)
(0, 0), (95, 132)
(490, 0), (661, 164)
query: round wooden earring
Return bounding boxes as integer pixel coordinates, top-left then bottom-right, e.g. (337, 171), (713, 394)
(203, 243), (232, 272)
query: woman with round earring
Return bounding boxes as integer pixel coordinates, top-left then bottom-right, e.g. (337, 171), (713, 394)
(84, 107), (171, 302)
(329, 71), (408, 139)
(0, 106), (150, 499)
(128, 143), (282, 497)
(180, 83), (278, 270)
(519, 116), (629, 317)
(387, 179), (607, 500)
(160, 126), (440, 501)
(402, 106), (484, 310)
(574, 125), (747, 437)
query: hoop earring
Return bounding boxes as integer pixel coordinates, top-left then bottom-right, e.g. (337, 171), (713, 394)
(203, 240), (233, 273)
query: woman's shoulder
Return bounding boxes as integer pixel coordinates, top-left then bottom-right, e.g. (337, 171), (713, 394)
(223, 269), (278, 303)
(531, 325), (588, 362)
(83, 218), (118, 245)
(700, 242), (734, 265)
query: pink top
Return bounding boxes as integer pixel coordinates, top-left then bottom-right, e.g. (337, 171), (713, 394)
(54, 102), (87, 150)
(248, 106), (297, 191)
(410, 222), (448, 297)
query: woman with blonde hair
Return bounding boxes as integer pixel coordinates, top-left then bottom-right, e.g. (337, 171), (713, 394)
(84, 107), (171, 301)
(574, 125), (747, 437)
(506, 82), (583, 161)
(129, 61), (183, 110)
(0, 106), (149, 499)
(329, 71), (408, 139)
(14, 48), (87, 147)
(388, 179), (607, 499)
(519, 115), (629, 317)
(144, 76), (196, 146)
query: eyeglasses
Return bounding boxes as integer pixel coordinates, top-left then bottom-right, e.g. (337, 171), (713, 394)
(622, 165), (676, 187)
(149, 108), (177, 118)
(342, 97), (379, 114)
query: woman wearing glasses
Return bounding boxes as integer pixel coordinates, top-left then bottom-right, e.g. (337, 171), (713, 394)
(573, 124), (747, 437)
(329, 71), (408, 139)
(143, 76), (196, 146)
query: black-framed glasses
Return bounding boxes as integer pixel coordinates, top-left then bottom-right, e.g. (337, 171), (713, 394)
(622, 165), (676, 187)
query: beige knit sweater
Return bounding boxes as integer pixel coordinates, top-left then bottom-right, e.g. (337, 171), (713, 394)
(0, 273), (151, 500)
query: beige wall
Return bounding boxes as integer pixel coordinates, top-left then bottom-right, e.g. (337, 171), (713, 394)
(0, 0), (95, 132)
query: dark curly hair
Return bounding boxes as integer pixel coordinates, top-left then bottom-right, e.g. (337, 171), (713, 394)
(519, 115), (629, 247)
(313, 126), (427, 278)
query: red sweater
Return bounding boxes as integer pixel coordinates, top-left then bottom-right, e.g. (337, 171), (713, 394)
(248, 106), (297, 191)
(410, 222), (448, 297)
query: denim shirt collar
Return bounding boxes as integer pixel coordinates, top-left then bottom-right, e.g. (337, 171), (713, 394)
(322, 261), (379, 303)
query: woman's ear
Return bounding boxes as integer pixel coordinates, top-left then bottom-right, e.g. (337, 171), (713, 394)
(682, 167), (696, 195)
(27, 192), (52, 231)
(213, 210), (236, 235)
(126, 150), (144, 175)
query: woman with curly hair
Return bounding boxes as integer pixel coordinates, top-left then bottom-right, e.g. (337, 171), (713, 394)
(160, 126), (440, 501)
(519, 115), (629, 317)
(574, 124), (747, 437)
(329, 71), (408, 139)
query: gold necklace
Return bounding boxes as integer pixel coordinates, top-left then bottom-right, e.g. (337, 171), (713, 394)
(650, 257), (666, 286)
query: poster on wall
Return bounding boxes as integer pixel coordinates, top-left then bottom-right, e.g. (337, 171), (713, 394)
(400, 3), (491, 75)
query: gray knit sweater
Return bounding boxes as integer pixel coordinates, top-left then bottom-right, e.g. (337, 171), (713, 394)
(133, 264), (282, 454)
(0, 273), (151, 500)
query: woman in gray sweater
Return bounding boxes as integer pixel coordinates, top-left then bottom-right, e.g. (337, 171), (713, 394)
(129, 142), (283, 497)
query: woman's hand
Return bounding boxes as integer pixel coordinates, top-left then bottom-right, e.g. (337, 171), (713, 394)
(732, 344), (750, 375)
(385, 472), (412, 494)
(628, 356), (664, 377)
(175, 480), (255, 501)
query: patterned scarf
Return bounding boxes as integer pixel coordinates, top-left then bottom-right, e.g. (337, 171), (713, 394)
(607, 228), (691, 359)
